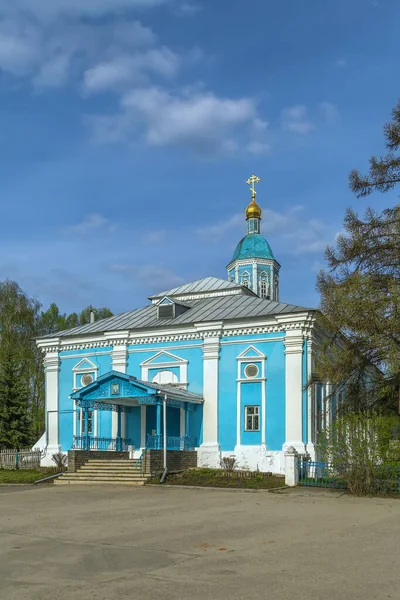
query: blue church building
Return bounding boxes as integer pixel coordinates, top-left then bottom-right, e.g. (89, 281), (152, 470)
(36, 179), (329, 473)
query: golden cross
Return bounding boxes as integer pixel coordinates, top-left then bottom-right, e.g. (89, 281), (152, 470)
(246, 174), (261, 199)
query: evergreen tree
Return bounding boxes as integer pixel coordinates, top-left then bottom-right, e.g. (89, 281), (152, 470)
(316, 101), (400, 412)
(0, 349), (31, 449)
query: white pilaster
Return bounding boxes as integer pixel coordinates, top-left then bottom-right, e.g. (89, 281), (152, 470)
(306, 339), (315, 458)
(282, 330), (305, 454)
(44, 349), (61, 455)
(198, 334), (221, 468)
(111, 344), (128, 437)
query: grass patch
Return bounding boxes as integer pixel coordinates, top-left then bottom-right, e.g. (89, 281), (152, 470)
(147, 468), (286, 490)
(0, 468), (59, 484)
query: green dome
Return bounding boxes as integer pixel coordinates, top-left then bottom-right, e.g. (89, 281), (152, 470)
(232, 233), (275, 261)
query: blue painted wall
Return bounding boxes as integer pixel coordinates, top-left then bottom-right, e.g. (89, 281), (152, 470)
(218, 333), (286, 451)
(58, 348), (113, 451)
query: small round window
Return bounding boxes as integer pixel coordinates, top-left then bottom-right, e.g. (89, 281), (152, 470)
(244, 364), (259, 379)
(81, 373), (94, 387)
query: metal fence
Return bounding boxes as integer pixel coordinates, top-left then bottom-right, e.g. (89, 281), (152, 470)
(72, 436), (132, 451)
(146, 434), (197, 451)
(0, 449), (42, 470)
(298, 458), (400, 493)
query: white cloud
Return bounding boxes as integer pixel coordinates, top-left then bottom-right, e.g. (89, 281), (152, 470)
(197, 214), (243, 242)
(141, 229), (168, 244)
(67, 214), (115, 235)
(110, 264), (184, 290)
(174, 2), (202, 17)
(197, 205), (331, 255)
(0, 0), (168, 88)
(282, 105), (313, 134)
(0, 0), (167, 20)
(91, 87), (265, 155)
(246, 141), (270, 155)
(319, 101), (340, 124)
(83, 47), (181, 92)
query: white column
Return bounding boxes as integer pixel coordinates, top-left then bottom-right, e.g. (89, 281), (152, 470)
(306, 339), (315, 458)
(282, 330), (305, 454)
(252, 263), (257, 295)
(235, 264), (239, 284)
(111, 344), (128, 438)
(43, 349), (61, 463)
(198, 336), (221, 468)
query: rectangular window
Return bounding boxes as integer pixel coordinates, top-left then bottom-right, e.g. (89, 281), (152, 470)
(245, 405), (260, 431)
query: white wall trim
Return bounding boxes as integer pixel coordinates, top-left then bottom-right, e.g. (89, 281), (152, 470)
(44, 350), (60, 452)
(201, 336), (220, 447)
(36, 313), (316, 353)
(111, 344), (128, 437)
(283, 330), (305, 454)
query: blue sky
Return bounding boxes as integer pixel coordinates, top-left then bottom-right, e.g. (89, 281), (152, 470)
(0, 0), (399, 315)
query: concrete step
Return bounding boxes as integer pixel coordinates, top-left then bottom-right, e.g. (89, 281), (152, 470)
(85, 459), (137, 467)
(79, 466), (143, 471)
(67, 473), (147, 480)
(55, 478), (145, 486)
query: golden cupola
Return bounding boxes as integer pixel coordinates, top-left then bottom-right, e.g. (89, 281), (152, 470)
(245, 196), (262, 220)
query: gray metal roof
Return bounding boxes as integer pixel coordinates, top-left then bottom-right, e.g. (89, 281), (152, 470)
(43, 294), (312, 339)
(133, 377), (203, 403)
(149, 277), (247, 299)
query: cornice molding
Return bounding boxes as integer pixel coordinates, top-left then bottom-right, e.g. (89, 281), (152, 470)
(36, 311), (317, 352)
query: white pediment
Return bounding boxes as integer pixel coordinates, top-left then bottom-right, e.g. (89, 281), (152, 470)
(237, 345), (266, 360)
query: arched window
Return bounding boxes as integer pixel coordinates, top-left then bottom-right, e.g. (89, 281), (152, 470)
(152, 370), (179, 385)
(260, 280), (268, 298)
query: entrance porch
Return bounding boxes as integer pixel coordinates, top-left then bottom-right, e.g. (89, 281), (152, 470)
(70, 371), (203, 459)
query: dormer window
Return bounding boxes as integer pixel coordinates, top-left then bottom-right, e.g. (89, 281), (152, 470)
(157, 297), (191, 319)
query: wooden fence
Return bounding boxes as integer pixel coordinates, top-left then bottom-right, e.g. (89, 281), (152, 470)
(0, 449), (42, 470)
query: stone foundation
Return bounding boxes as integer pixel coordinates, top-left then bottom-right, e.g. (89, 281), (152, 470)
(144, 450), (197, 474)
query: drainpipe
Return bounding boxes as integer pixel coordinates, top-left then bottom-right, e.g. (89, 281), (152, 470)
(163, 393), (167, 470)
(160, 393), (168, 483)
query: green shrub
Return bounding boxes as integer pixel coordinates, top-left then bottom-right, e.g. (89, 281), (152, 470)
(317, 412), (400, 495)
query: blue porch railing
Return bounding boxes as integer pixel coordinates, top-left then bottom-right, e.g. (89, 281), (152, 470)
(146, 434), (197, 451)
(73, 436), (132, 452)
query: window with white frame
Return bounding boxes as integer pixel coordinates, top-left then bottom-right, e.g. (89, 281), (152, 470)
(245, 406), (260, 431)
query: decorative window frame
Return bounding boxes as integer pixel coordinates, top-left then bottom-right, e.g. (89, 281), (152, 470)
(236, 345), (266, 382)
(72, 358), (98, 391)
(140, 351), (188, 389)
(236, 345), (267, 447)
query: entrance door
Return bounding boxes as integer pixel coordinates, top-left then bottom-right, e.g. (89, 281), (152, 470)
(77, 409), (94, 449)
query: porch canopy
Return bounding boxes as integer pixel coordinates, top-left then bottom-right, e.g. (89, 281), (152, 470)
(70, 371), (203, 454)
